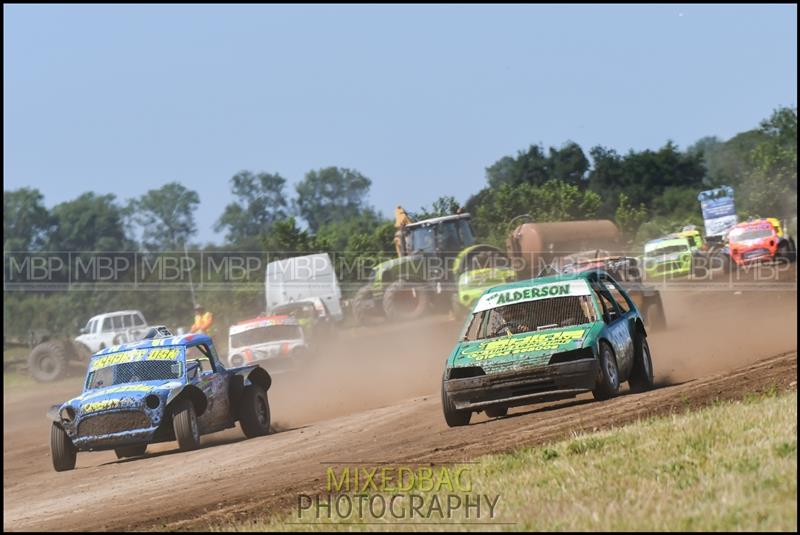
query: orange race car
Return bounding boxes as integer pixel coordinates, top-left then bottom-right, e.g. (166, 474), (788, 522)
(725, 219), (797, 268)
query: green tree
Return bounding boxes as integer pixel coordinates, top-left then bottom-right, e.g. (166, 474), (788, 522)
(615, 192), (648, 240)
(215, 171), (289, 246)
(48, 193), (129, 251)
(486, 145), (549, 188)
(413, 195), (461, 220)
(128, 182), (200, 250)
(294, 167), (372, 232)
(3, 188), (52, 251)
(469, 180), (602, 245)
(548, 141), (590, 185)
(739, 107), (797, 216)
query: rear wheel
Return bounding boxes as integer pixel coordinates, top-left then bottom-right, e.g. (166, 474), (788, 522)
(592, 342), (620, 401)
(383, 281), (430, 322)
(114, 444), (147, 459)
(172, 399), (200, 451)
(441, 376), (471, 427)
(239, 386), (271, 438)
(628, 336), (655, 392)
(50, 423), (77, 472)
(484, 406), (508, 419)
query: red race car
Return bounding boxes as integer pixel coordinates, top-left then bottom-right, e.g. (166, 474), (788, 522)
(725, 219), (796, 268)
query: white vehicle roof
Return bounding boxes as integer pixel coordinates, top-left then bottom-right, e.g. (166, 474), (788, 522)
(86, 310), (144, 321)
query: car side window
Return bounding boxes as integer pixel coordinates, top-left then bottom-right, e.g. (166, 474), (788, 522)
(604, 282), (631, 313)
(589, 279), (620, 322)
(133, 314), (146, 327)
(122, 315), (132, 329)
(101, 317), (113, 333)
(112, 315), (123, 330)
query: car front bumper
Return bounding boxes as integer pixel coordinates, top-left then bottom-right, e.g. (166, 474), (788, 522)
(443, 359), (599, 411)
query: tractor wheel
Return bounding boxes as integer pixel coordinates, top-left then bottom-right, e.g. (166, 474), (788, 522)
(239, 386), (271, 438)
(352, 285), (378, 325)
(50, 423), (77, 472)
(383, 281), (430, 322)
(28, 340), (70, 382)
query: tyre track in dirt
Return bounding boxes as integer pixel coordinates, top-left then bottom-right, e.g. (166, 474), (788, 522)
(3, 287), (797, 531)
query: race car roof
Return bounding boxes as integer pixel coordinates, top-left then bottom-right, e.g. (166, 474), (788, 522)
(229, 315), (299, 335)
(90, 332), (213, 357)
(473, 274), (595, 313)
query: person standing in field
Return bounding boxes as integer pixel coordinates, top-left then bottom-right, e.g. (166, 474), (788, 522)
(190, 303), (214, 335)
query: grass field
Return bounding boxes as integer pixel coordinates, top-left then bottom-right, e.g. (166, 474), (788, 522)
(217, 389), (798, 532)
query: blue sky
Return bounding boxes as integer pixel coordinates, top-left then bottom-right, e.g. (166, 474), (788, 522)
(4, 4), (797, 243)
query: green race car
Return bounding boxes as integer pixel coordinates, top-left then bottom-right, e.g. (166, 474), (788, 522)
(441, 270), (655, 426)
(643, 237), (693, 279)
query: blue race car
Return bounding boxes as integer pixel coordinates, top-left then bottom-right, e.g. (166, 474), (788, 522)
(47, 328), (272, 471)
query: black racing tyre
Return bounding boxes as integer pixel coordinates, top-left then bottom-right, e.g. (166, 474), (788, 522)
(484, 406), (508, 419)
(172, 399), (200, 451)
(28, 340), (70, 382)
(644, 301), (667, 332)
(592, 342), (620, 401)
(383, 281), (430, 322)
(441, 376), (471, 427)
(114, 444), (147, 459)
(51, 423), (77, 472)
(239, 386), (271, 438)
(628, 336), (655, 393)
(777, 241), (795, 263)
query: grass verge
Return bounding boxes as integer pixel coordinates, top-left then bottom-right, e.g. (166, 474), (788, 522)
(215, 390), (797, 532)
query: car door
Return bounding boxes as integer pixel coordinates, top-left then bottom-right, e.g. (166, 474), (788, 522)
(186, 343), (233, 433)
(589, 275), (635, 377)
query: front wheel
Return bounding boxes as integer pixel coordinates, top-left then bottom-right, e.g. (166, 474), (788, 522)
(592, 342), (620, 401)
(441, 377), (471, 427)
(239, 386), (271, 438)
(50, 423), (77, 472)
(628, 336), (655, 392)
(114, 444), (147, 459)
(172, 399), (200, 451)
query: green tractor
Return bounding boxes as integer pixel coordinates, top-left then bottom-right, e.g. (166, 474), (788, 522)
(350, 207), (515, 324)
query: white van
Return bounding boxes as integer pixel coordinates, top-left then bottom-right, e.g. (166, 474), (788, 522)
(265, 253), (343, 321)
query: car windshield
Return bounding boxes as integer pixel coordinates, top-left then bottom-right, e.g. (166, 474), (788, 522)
(645, 244), (688, 256)
(730, 228), (774, 242)
(86, 360), (182, 390)
(231, 325), (302, 348)
(464, 295), (597, 342)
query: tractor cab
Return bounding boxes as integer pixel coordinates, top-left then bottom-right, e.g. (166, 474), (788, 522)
(395, 212), (476, 257)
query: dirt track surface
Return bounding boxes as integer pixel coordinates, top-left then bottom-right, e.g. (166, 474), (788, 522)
(3, 286), (797, 531)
